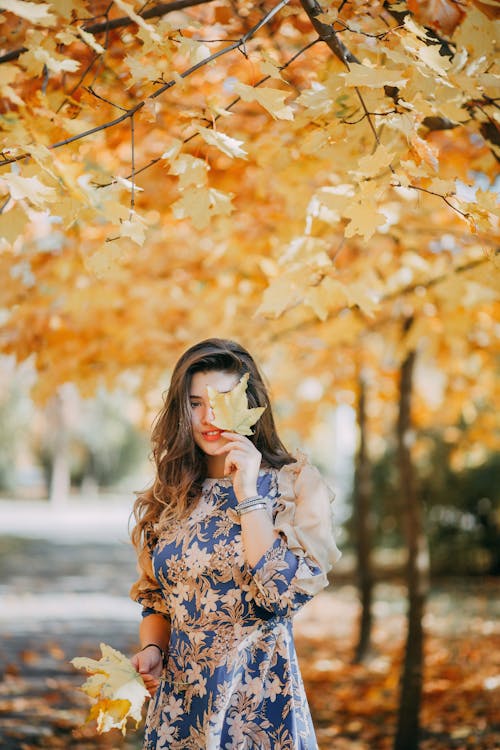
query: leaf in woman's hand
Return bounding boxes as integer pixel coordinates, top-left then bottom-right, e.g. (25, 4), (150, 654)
(71, 643), (149, 735)
(207, 372), (266, 435)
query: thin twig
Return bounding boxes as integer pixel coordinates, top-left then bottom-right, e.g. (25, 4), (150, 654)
(342, 108), (397, 125)
(130, 114), (136, 213)
(85, 86), (128, 111)
(354, 88), (382, 145)
(0, 196), (11, 215)
(401, 183), (471, 220)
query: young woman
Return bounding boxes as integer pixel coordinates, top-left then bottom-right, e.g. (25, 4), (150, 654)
(130, 338), (340, 750)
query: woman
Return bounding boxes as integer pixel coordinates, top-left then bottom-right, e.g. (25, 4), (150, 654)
(130, 338), (340, 750)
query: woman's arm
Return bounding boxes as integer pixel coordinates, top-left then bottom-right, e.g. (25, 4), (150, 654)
(239, 504), (280, 568)
(215, 434), (339, 617)
(215, 431), (280, 567)
(131, 613), (171, 697)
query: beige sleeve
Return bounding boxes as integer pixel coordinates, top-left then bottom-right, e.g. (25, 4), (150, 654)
(129, 528), (171, 619)
(273, 454), (341, 596)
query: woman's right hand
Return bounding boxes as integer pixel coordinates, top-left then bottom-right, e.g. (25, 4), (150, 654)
(131, 645), (164, 698)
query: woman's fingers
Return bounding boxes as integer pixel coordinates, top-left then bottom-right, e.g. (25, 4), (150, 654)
(224, 449), (247, 475)
(140, 672), (160, 697)
(212, 440), (243, 455)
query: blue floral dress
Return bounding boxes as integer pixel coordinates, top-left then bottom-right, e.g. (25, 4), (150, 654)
(132, 457), (340, 750)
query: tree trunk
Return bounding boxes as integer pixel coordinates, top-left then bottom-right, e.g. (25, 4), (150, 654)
(353, 372), (374, 663)
(48, 391), (70, 507)
(394, 334), (430, 750)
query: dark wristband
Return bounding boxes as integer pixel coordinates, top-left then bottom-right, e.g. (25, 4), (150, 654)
(140, 643), (165, 662)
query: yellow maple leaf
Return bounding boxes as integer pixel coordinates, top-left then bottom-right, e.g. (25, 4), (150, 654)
(71, 643), (149, 735)
(232, 82), (294, 120)
(0, 173), (57, 207)
(207, 372), (266, 435)
(0, 0), (56, 25)
(112, 0), (161, 44)
(343, 201), (387, 240)
(340, 63), (408, 88)
(196, 126), (248, 160)
(352, 145), (395, 179)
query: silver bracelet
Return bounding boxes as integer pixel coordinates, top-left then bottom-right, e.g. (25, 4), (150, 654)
(236, 494), (261, 510)
(238, 502), (267, 516)
(236, 495), (267, 513)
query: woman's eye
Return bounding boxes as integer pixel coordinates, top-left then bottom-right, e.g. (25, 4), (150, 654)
(190, 401), (201, 409)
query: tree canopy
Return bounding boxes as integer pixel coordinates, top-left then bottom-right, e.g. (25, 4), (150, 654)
(0, 0), (498, 414)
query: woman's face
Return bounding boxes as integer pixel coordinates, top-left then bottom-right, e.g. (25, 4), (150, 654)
(189, 370), (239, 456)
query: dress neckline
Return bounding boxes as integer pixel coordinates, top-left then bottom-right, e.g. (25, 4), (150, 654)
(202, 467), (273, 487)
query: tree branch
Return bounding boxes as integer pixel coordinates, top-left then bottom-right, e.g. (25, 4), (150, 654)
(0, 0), (216, 65)
(299, 0), (359, 67)
(0, 0), (291, 168)
(299, 0), (383, 149)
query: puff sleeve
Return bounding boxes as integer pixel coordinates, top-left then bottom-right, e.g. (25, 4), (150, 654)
(246, 454), (341, 617)
(129, 525), (171, 621)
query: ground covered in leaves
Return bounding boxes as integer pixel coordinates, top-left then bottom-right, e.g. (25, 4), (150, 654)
(0, 535), (498, 750)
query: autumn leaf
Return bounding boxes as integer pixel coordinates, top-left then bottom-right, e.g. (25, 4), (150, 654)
(112, 0), (161, 44)
(71, 643), (149, 735)
(0, 173), (58, 207)
(407, 0), (466, 35)
(79, 28), (106, 55)
(340, 63), (408, 88)
(171, 186), (233, 229)
(18, 32), (81, 76)
(118, 212), (148, 246)
(196, 126), (248, 160)
(232, 81), (294, 120)
(343, 200), (388, 240)
(207, 372), (266, 435)
(351, 145), (395, 179)
(0, 0), (56, 26)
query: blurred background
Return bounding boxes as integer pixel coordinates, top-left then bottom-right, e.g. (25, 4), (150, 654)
(0, 349), (498, 749)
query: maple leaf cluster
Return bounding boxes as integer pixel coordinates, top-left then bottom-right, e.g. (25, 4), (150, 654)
(71, 642), (149, 735)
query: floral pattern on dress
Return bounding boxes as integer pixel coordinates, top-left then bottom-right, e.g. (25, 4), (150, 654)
(135, 467), (330, 750)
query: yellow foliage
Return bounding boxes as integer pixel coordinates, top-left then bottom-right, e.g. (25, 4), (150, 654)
(0, 0), (497, 445)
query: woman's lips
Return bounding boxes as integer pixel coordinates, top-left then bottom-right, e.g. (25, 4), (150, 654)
(202, 430), (223, 442)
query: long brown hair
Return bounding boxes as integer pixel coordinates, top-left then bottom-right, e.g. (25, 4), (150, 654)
(130, 338), (295, 568)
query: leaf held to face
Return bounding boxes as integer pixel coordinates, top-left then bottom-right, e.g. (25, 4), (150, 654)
(71, 643), (149, 735)
(207, 372), (266, 435)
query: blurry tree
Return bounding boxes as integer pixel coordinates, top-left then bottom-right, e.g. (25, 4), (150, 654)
(74, 388), (148, 489)
(0, 358), (34, 491)
(37, 387), (147, 498)
(394, 324), (429, 750)
(352, 369), (375, 663)
(368, 436), (500, 576)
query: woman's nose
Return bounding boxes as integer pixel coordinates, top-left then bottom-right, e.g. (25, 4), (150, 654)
(204, 405), (215, 423)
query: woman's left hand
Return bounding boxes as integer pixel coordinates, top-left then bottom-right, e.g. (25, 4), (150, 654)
(213, 432), (262, 502)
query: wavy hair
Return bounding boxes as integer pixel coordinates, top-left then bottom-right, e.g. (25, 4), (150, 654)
(130, 338), (295, 598)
